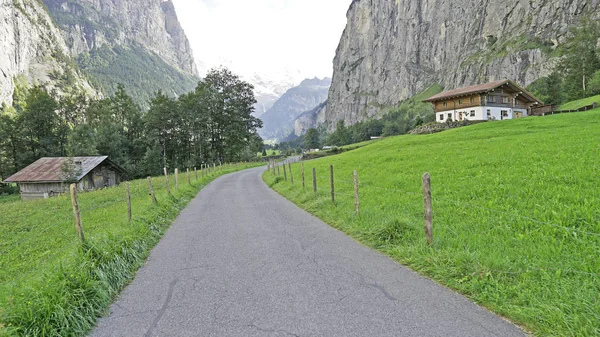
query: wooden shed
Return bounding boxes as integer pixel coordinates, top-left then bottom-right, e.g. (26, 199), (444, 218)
(2, 156), (126, 200)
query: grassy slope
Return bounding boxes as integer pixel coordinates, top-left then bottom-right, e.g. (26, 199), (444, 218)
(559, 94), (600, 110)
(0, 163), (262, 336)
(264, 111), (600, 336)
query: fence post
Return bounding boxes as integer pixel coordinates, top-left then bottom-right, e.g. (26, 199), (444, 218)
(289, 163), (294, 184)
(175, 168), (179, 190)
(422, 172), (433, 245)
(312, 167), (317, 193)
(148, 177), (157, 204)
(354, 170), (360, 216)
(187, 168), (191, 184)
(194, 167), (198, 180)
(126, 182), (132, 223)
(164, 167), (171, 195)
(277, 165), (280, 177)
(330, 165), (335, 203)
(213, 163), (216, 173)
(70, 184), (85, 244)
(283, 164), (288, 181)
(301, 162), (305, 189)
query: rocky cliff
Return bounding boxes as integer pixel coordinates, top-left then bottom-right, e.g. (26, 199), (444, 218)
(43, 0), (197, 75)
(0, 0), (95, 105)
(320, 0), (600, 129)
(259, 77), (331, 141)
(42, 0), (199, 105)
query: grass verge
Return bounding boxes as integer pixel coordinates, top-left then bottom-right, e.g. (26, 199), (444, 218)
(263, 111), (600, 336)
(0, 163), (263, 336)
(559, 94), (600, 111)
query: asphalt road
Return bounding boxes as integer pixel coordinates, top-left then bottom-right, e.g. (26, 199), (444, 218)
(91, 167), (525, 337)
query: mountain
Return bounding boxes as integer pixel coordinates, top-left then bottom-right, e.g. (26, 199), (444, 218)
(315, 0), (600, 129)
(249, 72), (300, 118)
(0, 0), (96, 105)
(259, 77), (331, 141)
(43, 0), (200, 106)
(294, 101), (327, 136)
(0, 0), (200, 108)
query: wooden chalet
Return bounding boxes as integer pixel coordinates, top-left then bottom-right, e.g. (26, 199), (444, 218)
(3, 156), (126, 200)
(423, 80), (544, 122)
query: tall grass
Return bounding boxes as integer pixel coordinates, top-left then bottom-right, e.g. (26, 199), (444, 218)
(0, 163), (262, 336)
(264, 110), (600, 336)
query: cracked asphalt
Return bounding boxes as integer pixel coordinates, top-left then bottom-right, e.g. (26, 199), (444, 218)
(90, 167), (526, 337)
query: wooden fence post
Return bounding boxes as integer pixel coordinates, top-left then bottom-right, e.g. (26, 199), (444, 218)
(301, 162), (305, 189)
(148, 177), (157, 204)
(186, 168), (190, 184)
(126, 182), (132, 223)
(194, 167), (198, 180)
(277, 165), (280, 177)
(330, 165), (335, 203)
(354, 170), (360, 216)
(213, 163), (216, 173)
(422, 172), (433, 245)
(312, 167), (317, 193)
(283, 164), (287, 181)
(175, 168), (179, 189)
(164, 167), (171, 195)
(289, 163), (293, 184)
(70, 184), (85, 244)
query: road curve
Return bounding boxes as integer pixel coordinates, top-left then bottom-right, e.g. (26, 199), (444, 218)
(91, 167), (525, 337)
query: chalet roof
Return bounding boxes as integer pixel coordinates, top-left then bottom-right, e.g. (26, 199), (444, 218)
(423, 80), (543, 104)
(3, 156), (126, 183)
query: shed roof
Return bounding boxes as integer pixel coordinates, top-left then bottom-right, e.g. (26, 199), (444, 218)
(423, 79), (543, 104)
(3, 156), (126, 183)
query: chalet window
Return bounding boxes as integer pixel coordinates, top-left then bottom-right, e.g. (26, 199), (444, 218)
(470, 97), (475, 104)
(439, 114), (444, 121)
(458, 99), (463, 105)
(447, 113), (452, 120)
(502, 97), (510, 104)
(487, 110), (491, 116)
(501, 110), (508, 117)
(488, 95), (495, 103)
(470, 110), (475, 117)
(443, 102), (447, 108)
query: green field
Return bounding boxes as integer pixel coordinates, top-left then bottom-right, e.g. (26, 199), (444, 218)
(264, 110), (600, 336)
(0, 163), (262, 336)
(559, 94), (600, 110)
(0, 195), (18, 204)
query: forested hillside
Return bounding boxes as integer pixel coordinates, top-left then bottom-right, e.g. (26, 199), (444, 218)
(0, 68), (263, 181)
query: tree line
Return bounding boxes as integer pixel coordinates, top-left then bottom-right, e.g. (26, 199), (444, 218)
(0, 68), (263, 182)
(528, 17), (600, 105)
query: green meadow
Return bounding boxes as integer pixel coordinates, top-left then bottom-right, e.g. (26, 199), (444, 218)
(559, 94), (600, 111)
(264, 110), (600, 336)
(0, 163), (261, 336)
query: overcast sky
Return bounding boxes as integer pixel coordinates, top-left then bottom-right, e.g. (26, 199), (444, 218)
(171, 0), (352, 82)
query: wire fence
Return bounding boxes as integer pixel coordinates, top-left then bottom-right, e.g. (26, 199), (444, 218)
(0, 162), (262, 281)
(266, 159), (600, 279)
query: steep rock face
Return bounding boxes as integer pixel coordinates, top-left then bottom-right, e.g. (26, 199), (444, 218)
(259, 77), (331, 141)
(43, 0), (198, 75)
(294, 102), (327, 136)
(324, 0), (600, 128)
(0, 0), (94, 105)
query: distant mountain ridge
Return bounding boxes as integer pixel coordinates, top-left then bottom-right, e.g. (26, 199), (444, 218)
(259, 77), (331, 141)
